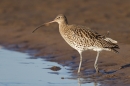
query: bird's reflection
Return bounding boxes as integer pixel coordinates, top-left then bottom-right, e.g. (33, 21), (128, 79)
(77, 76), (98, 86)
(78, 78), (81, 86)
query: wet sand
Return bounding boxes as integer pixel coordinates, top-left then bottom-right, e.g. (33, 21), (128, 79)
(0, 0), (130, 86)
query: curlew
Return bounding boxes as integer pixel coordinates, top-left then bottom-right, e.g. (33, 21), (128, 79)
(32, 14), (119, 73)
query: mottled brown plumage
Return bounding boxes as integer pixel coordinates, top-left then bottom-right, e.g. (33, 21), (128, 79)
(33, 14), (119, 73)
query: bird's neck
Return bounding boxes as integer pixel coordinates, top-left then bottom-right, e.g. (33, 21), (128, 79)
(59, 21), (68, 29)
(58, 21), (69, 37)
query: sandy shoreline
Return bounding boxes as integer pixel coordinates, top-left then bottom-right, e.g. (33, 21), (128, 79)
(0, 0), (130, 86)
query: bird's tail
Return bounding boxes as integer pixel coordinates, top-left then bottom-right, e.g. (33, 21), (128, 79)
(100, 38), (119, 53)
(110, 47), (119, 53)
(104, 37), (117, 44)
(105, 42), (119, 53)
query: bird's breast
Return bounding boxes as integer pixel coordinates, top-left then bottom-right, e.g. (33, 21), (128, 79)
(59, 28), (89, 51)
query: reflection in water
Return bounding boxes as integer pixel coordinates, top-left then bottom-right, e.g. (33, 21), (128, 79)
(78, 78), (81, 86)
(0, 47), (99, 86)
(78, 77), (98, 86)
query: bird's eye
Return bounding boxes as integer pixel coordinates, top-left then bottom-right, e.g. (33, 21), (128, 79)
(57, 17), (60, 19)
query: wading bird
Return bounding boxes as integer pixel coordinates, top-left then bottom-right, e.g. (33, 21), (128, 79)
(32, 14), (119, 73)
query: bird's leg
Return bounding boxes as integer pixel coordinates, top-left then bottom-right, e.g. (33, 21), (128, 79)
(94, 51), (100, 73)
(78, 51), (83, 73)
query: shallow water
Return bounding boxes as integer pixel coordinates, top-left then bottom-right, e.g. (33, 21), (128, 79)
(0, 47), (100, 86)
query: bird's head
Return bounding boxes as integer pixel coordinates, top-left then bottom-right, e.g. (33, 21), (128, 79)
(53, 14), (68, 24)
(32, 14), (68, 33)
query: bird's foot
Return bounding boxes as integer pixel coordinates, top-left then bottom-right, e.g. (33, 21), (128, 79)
(96, 69), (99, 73)
(94, 64), (99, 73)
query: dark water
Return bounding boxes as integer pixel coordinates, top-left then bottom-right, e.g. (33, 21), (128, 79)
(0, 46), (100, 86)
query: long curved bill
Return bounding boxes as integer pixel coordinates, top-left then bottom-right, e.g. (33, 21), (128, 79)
(32, 20), (55, 33)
